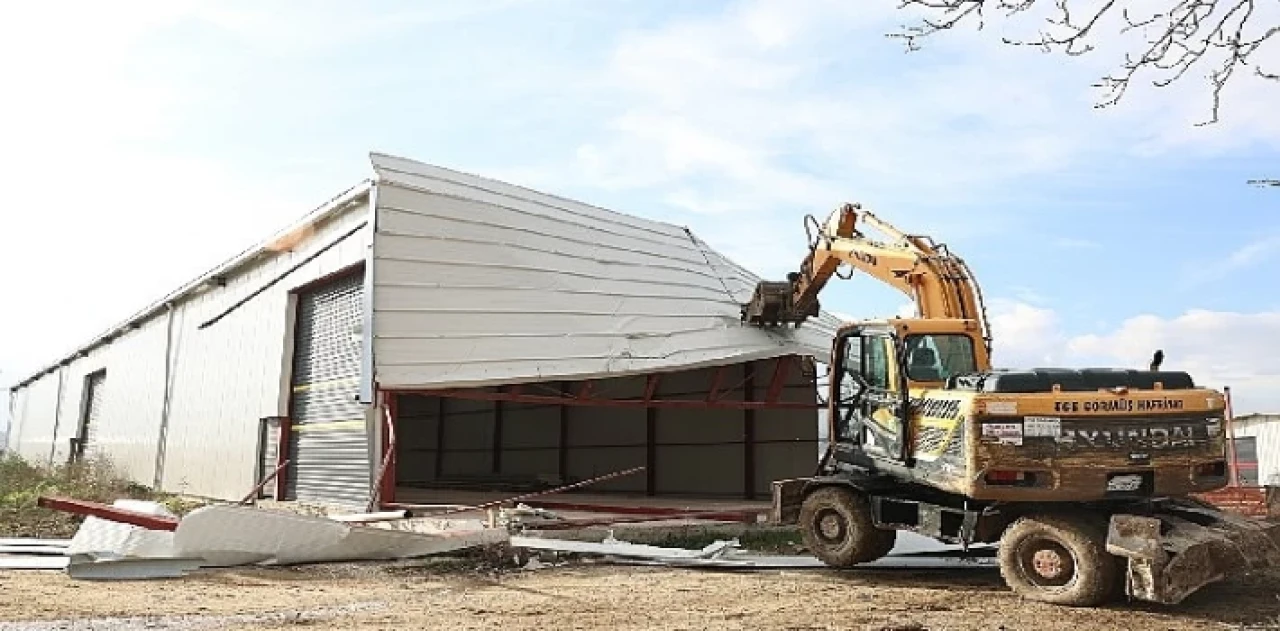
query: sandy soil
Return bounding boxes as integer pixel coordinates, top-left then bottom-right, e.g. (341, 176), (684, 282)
(1, 561), (1277, 631)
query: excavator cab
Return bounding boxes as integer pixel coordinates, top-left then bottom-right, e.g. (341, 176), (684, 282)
(829, 318), (982, 468)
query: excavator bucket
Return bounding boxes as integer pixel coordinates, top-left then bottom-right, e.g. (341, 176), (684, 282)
(1105, 498), (1280, 604)
(742, 279), (817, 327)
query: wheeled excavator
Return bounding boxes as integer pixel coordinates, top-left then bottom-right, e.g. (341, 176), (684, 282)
(745, 203), (1280, 607)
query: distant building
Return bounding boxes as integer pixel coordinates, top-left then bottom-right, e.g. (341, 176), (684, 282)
(5, 153), (837, 508)
(1229, 413), (1280, 487)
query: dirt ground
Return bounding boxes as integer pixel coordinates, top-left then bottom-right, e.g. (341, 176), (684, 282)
(1, 560), (1277, 631)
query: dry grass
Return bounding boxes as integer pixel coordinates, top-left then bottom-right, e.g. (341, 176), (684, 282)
(0, 451), (209, 538)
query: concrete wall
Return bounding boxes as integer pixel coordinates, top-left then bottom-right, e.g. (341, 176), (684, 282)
(6, 195), (372, 500)
(392, 356), (820, 499)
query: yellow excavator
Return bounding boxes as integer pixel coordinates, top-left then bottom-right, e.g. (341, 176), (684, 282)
(747, 203), (1280, 607)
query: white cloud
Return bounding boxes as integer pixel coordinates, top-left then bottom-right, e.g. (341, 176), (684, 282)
(987, 299), (1070, 367)
(986, 300), (1280, 414)
(502, 0), (1280, 284)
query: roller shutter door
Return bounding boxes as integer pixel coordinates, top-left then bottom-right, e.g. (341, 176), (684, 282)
(285, 271), (371, 506)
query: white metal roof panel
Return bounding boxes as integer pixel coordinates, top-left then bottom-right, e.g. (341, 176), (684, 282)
(368, 152), (841, 390)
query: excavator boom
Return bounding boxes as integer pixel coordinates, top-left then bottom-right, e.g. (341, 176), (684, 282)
(741, 203), (992, 356)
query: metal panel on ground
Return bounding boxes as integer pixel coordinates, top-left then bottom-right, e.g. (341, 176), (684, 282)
(285, 271), (372, 506)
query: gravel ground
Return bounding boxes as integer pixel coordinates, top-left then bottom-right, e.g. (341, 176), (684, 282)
(1, 560), (1277, 631)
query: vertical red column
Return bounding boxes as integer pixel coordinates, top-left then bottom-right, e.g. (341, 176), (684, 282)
(378, 393), (398, 506)
(1225, 385), (1239, 487)
(275, 417), (292, 500)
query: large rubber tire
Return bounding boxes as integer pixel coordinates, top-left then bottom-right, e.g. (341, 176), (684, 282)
(798, 486), (897, 567)
(998, 513), (1123, 607)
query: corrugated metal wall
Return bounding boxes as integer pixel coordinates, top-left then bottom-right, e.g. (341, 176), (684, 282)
(394, 356), (821, 498)
(6, 197), (373, 500)
(284, 270), (372, 506)
(1233, 415), (1280, 486)
(8, 366), (65, 465)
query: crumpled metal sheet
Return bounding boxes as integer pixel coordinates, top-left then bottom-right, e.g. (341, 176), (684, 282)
(58, 501), (507, 579)
(172, 505), (507, 567)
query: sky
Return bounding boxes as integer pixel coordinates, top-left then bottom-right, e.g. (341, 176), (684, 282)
(1, 0), (1278, 435)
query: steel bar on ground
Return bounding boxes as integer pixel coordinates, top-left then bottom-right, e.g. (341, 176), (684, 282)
(522, 499), (764, 517)
(526, 509), (763, 529)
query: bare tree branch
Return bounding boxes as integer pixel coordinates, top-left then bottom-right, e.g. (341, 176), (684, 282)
(890, 0), (1280, 125)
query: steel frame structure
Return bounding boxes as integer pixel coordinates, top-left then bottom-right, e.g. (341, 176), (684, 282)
(389, 355), (822, 411)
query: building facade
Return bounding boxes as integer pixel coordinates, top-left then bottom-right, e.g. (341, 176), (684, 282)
(5, 153), (839, 508)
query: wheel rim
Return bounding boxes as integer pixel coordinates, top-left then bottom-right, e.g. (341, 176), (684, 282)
(814, 508), (848, 545)
(1017, 537), (1077, 588)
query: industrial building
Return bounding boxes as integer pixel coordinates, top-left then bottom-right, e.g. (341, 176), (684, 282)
(4, 153), (839, 509)
(1230, 412), (1280, 487)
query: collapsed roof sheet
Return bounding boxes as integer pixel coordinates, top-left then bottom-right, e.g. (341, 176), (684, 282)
(368, 152), (842, 390)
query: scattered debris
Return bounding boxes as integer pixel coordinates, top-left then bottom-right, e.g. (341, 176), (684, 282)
(509, 530), (997, 571)
(23, 497), (509, 580)
(0, 536), (71, 569)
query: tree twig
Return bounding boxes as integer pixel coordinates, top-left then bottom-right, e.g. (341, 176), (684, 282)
(890, 0), (1280, 125)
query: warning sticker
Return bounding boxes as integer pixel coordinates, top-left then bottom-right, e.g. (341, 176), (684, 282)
(1024, 416), (1062, 439)
(981, 423), (1023, 446)
(986, 401), (1017, 415)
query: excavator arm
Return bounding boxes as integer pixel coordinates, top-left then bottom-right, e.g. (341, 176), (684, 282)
(741, 203), (993, 355)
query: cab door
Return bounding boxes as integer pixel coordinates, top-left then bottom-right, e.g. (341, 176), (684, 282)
(831, 329), (908, 466)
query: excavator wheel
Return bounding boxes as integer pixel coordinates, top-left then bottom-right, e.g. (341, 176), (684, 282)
(997, 513), (1123, 607)
(798, 486), (896, 567)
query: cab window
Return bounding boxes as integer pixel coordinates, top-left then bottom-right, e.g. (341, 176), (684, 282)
(863, 335), (891, 389)
(904, 333), (977, 381)
(839, 332), (894, 391)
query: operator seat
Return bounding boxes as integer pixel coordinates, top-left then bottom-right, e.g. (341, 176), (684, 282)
(909, 347), (941, 381)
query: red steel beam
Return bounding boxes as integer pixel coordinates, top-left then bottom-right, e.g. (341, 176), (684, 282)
(766, 356), (792, 404)
(706, 365), (726, 403)
(643, 374), (660, 402)
(274, 417), (293, 500)
(37, 496), (180, 531)
(377, 394), (399, 508)
(412, 388), (818, 410)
